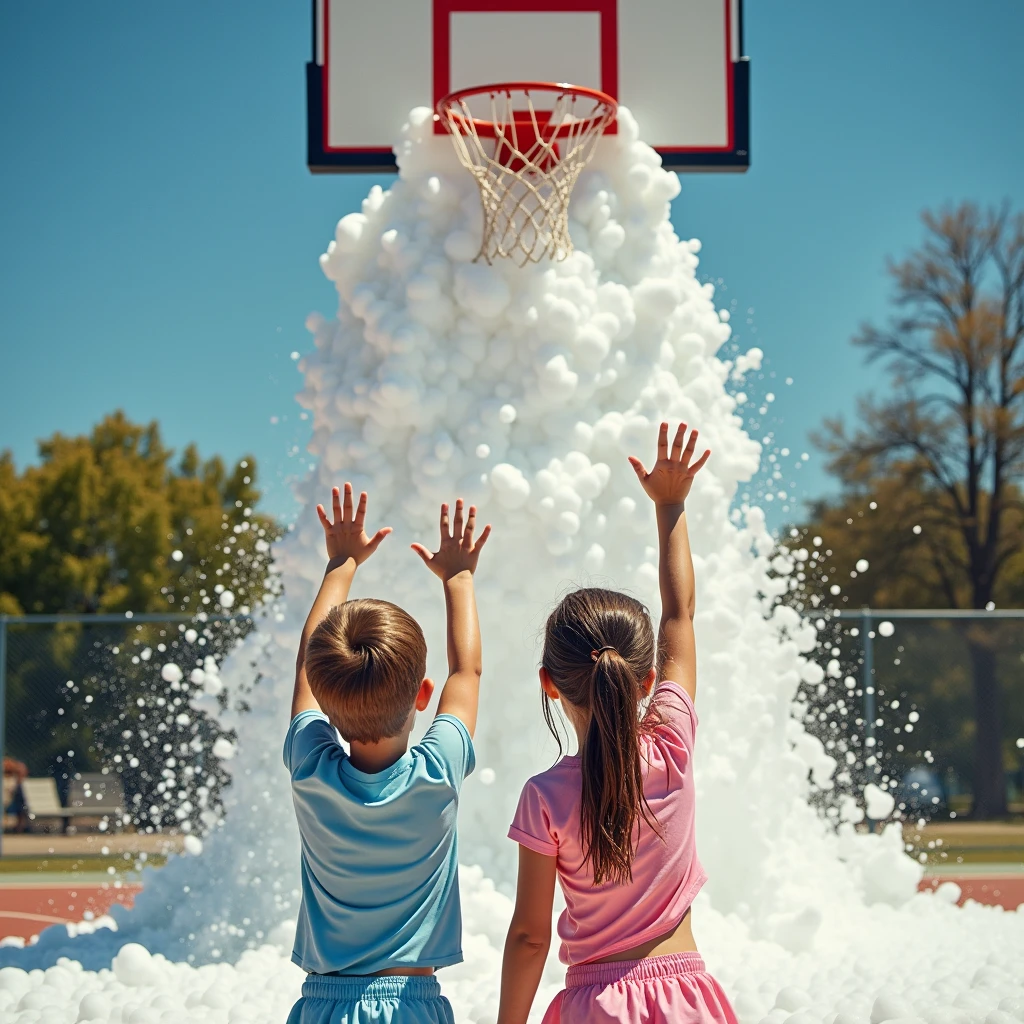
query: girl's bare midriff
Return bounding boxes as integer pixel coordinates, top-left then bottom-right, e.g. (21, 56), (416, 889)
(592, 908), (698, 964)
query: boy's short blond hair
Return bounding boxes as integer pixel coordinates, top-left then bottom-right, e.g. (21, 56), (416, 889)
(305, 599), (427, 743)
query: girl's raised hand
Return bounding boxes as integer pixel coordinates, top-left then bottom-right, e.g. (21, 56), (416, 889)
(628, 422), (710, 507)
(411, 499), (491, 580)
(316, 483), (392, 565)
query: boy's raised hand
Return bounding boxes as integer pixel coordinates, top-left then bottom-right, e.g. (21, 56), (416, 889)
(628, 422), (711, 506)
(293, 484), (390, 718)
(316, 483), (392, 566)
(412, 499), (491, 580)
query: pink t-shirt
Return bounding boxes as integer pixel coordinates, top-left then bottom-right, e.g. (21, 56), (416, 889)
(508, 680), (706, 966)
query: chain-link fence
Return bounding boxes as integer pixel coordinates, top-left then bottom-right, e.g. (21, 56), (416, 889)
(808, 609), (1024, 818)
(2, 612), (253, 848)
(4, 609), (1022, 842)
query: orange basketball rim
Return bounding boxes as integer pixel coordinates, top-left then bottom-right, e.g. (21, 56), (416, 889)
(436, 81), (617, 265)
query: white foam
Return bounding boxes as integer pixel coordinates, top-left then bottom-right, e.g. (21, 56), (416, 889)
(2, 107), (1021, 1024)
(864, 783), (897, 821)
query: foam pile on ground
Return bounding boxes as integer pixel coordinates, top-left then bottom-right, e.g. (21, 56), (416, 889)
(3, 107), (1022, 1024)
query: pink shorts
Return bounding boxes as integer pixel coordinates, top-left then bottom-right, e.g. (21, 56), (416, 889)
(541, 952), (738, 1024)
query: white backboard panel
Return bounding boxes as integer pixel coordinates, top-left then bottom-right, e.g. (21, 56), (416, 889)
(450, 13), (603, 95)
(308, 0), (749, 172)
(324, 0), (432, 154)
(620, 0), (729, 149)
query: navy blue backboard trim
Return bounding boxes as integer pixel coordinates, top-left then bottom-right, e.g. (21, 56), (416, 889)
(660, 58), (750, 172)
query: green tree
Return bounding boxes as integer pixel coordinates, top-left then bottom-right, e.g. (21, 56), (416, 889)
(0, 410), (276, 616)
(801, 475), (1024, 612)
(0, 412), (282, 831)
(815, 201), (1024, 818)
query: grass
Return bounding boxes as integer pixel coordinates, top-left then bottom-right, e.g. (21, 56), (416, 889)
(903, 819), (1024, 870)
(0, 854), (165, 876)
(922, 848), (1024, 868)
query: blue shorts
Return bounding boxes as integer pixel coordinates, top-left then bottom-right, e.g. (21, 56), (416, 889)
(286, 975), (455, 1024)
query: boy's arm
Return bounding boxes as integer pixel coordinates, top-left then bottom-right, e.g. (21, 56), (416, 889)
(292, 557), (356, 719)
(496, 847), (556, 1024)
(437, 571), (482, 735)
(291, 484), (391, 720)
(412, 500), (490, 738)
(629, 423), (710, 701)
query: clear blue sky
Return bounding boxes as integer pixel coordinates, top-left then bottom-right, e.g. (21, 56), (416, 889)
(2, 1), (1021, 523)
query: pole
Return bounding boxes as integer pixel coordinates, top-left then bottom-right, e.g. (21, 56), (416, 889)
(860, 608), (876, 832)
(861, 609), (875, 750)
(0, 616), (7, 858)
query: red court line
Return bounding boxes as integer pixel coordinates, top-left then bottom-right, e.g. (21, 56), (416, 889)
(919, 875), (1024, 910)
(0, 883), (142, 943)
(2, 877), (1019, 945)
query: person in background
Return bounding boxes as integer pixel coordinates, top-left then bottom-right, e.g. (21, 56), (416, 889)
(3, 756), (29, 833)
(497, 423), (737, 1024)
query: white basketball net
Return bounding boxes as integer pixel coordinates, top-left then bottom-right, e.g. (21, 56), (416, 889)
(438, 85), (617, 266)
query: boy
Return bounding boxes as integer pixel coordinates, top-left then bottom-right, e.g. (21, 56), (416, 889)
(284, 482), (490, 1023)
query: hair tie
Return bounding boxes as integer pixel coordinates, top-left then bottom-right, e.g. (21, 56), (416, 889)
(590, 646), (618, 662)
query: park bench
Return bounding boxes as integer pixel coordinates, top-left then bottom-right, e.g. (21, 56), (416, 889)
(21, 774), (126, 833)
(22, 777), (75, 832)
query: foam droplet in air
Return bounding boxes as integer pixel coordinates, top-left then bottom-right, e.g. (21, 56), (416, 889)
(864, 783), (896, 819)
(211, 738), (236, 761)
(160, 663), (182, 684)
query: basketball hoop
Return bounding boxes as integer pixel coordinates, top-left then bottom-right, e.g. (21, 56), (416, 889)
(437, 82), (617, 266)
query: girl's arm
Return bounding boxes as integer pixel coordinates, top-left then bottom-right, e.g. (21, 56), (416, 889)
(497, 847), (557, 1024)
(629, 423), (710, 701)
(291, 484), (391, 719)
(412, 499), (491, 737)
(655, 503), (697, 698)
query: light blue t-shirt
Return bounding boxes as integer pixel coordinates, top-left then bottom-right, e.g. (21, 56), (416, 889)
(283, 709), (475, 975)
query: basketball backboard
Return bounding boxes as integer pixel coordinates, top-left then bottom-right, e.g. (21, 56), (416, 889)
(307, 0), (749, 174)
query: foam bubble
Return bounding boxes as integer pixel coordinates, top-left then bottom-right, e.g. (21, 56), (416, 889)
(160, 663), (183, 684)
(864, 783), (897, 820)
(211, 738), (236, 761)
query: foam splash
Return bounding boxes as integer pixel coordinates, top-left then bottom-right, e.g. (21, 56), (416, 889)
(2, 108), (1022, 1024)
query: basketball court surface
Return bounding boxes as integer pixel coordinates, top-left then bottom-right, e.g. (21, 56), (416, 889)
(1, 873), (1020, 945)
(0, 834), (179, 944)
(0, 877), (142, 945)
(918, 870), (1024, 911)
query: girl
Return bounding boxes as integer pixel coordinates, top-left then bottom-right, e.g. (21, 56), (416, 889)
(497, 423), (737, 1024)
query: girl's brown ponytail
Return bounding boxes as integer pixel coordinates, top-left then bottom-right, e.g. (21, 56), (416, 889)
(541, 588), (658, 885)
